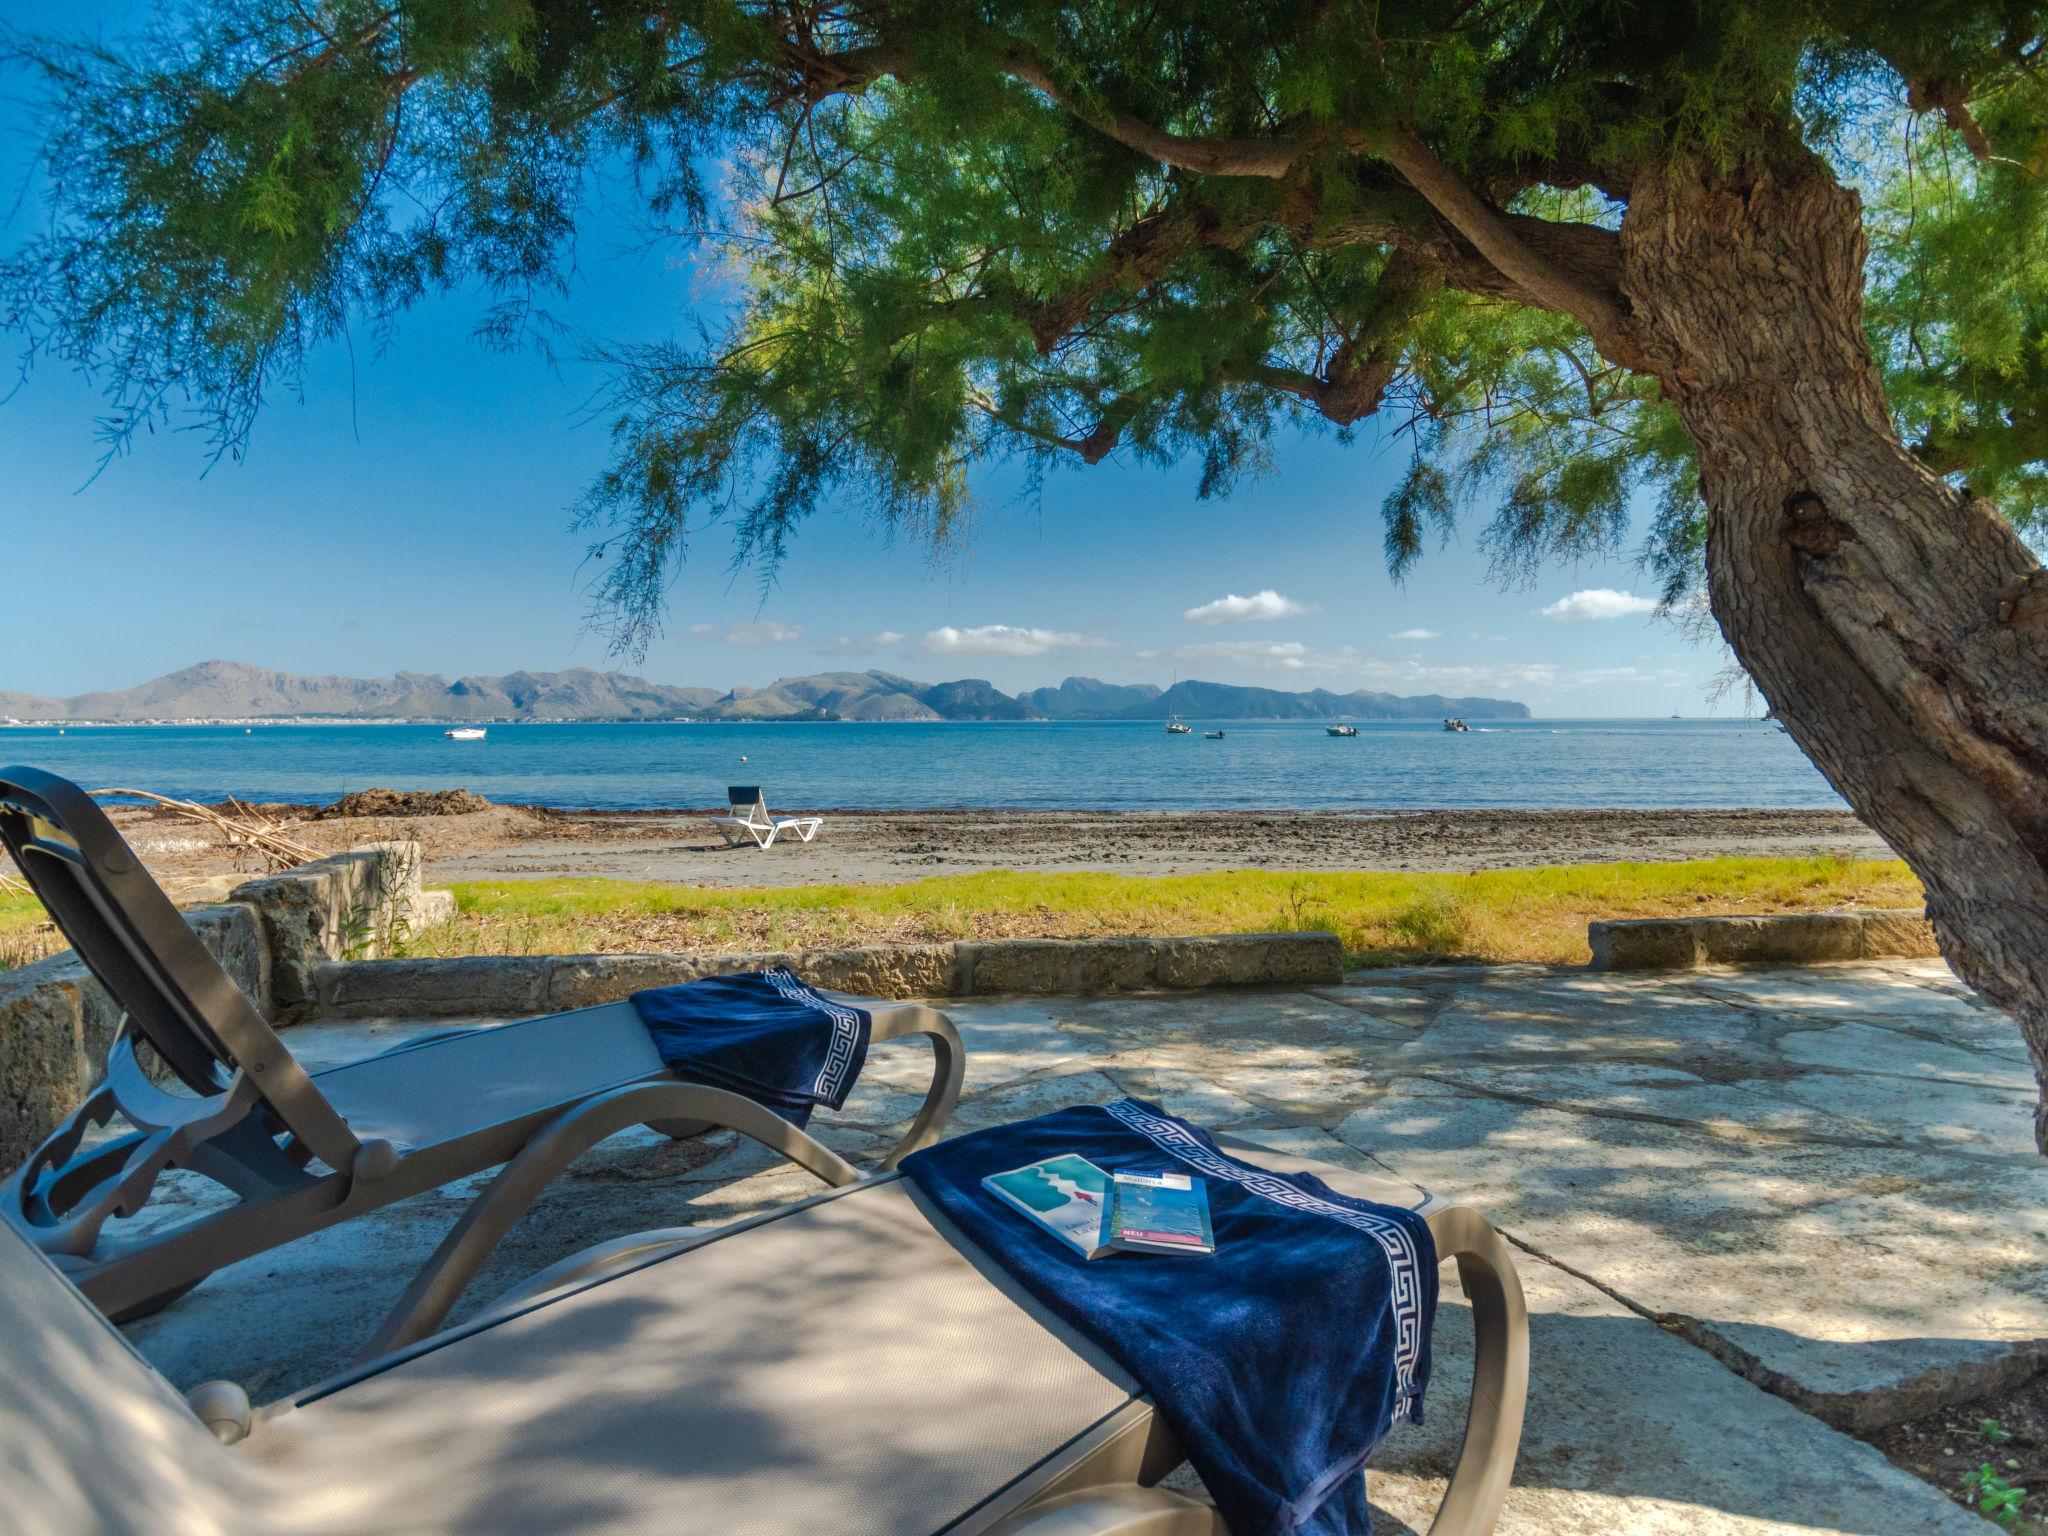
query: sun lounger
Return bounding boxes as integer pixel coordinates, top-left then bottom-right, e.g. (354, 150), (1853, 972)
(0, 766), (961, 1321)
(2, 1079), (1527, 1536)
(709, 784), (824, 848)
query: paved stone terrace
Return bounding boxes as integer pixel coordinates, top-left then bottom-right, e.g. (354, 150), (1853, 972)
(126, 958), (2040, 1533)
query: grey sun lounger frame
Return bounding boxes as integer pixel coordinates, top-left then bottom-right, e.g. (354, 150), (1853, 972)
(0, 765), (963, 1321)
(5, 1076), (1528, 1536)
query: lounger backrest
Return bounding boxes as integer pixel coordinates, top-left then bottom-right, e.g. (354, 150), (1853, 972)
(0, 766), (360, 1166)
(0, 1218), (255, 1534)
(727, 785), (769, 820)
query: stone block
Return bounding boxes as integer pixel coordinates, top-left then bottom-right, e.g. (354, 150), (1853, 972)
(413, 889), (459, 928)
(233, 843), (427, 1019)
(1857, 908), (1941, 959)
(543, 953), (715, 1010)
(1750, 912), (1865, 964)
(1154, 932), (1343, 988)
(184, 903), (267, 1007)
(784, 943), (961, 998)
(0, 965), (89, 1172)
(1588, 918), (1700, 970)
(961, 938), (1139, 995)
(1591, 909), (1944, 971)
(314, 956), (548, 1018)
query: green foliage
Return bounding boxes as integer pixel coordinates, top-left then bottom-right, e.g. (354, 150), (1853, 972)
(1965, 1463), (2029, 1526)
(7, 2), (2048, 641)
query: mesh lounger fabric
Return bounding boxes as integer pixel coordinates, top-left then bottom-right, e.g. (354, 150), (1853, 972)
(311, 1001), (667, 1149)
(246, 1181), (1138, 1535)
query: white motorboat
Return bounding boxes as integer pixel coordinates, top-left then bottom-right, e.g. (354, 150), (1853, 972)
(1443, 718), (1469, 732)
(1166, 717), (1192, 734)
(1326, 724), (1358, 738)
(444, 727), (487, 741)
(1204, 730), (1225, 740)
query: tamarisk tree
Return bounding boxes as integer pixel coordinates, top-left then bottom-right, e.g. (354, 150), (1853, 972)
(7, 4), (2048, 1134)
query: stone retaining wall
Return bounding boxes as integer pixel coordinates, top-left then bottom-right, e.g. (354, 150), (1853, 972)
(1588, 908), (1939, 970)
(0, 845), (442, 1170)
(311, 931), (1347, 1017)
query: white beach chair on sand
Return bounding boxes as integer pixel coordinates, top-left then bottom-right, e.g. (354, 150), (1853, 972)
(709, 785), (823, 849)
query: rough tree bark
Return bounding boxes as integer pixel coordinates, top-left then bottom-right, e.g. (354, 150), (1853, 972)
(1618, 146), (2048, 1145)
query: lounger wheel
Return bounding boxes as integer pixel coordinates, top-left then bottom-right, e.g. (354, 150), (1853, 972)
(1421, 1205), (1529, 1536)
(986, 1487), (1225, 1534)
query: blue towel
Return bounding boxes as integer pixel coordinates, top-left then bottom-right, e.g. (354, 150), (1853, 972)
(630, 969), (870, 1129)
(902, 1099), (1435, 1536)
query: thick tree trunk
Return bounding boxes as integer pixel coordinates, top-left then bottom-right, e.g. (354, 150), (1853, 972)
(1617, 150), (2048, 1146)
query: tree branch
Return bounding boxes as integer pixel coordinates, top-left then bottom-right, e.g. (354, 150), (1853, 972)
(1360, 126), (1643, 365)
(1223, 337), (1399, 425)
(997, 44), (1313, 178)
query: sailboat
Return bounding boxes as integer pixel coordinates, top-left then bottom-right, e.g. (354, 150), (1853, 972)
(1164, 668), (1191, 732)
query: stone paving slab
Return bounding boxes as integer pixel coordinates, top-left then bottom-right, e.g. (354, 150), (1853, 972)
(1337, 1086), (2048, 1428)
(1365, 1255), (1983, 1535)
(1328, 960), (2048, 1433)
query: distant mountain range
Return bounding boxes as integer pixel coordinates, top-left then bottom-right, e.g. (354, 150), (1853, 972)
(0, 660), (1531, 723)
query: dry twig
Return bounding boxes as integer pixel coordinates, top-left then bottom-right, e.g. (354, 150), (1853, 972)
(87, 788), (322, 870)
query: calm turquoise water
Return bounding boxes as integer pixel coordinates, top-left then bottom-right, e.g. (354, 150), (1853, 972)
(0, 719), (1840, 811)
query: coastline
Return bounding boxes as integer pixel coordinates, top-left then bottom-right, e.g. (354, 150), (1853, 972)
(109, 802), (1893, 891)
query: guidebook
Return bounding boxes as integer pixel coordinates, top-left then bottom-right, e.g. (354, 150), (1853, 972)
(1103, 1169), (1216, 1256)
(983, 1154), (1116, 1256)
(983, 1155), (1214, 1258)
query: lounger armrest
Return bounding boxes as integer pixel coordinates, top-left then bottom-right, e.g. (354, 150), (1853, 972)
(982, 1488), (1226, 1535)
(1420, 1205), (1529, 1536)
(856, 998), (966, 1170)
(355, 1082), (863, 1364)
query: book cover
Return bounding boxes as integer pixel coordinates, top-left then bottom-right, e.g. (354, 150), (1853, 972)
(982, 1154), (1115, 1257)
(1104, 1170), (1216, 1255)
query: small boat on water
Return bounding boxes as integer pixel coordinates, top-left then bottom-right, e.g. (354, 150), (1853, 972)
(1204, 730), (1226, 739)
(1326, 724), (1358, 738)
(445, 727), (487, 741)
(1443, 718), (1469, 732)
(1166, 717), (1192, 734)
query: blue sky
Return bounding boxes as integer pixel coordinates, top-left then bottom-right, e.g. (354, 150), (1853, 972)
(0, 2), (1723, 716)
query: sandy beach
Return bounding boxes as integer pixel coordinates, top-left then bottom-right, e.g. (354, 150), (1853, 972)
(111, 800), (1896, 891)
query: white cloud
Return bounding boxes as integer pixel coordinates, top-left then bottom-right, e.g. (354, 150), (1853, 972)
(817, 630), (907, 656)
(1183, 590), (1313, 625)
(1539, 589), (1659, 622)
(1144, 639), (1324, 672)
(690, 620), (805, 645)
(922, 624), (1109, 657)
(1390, 628), (1440, 641)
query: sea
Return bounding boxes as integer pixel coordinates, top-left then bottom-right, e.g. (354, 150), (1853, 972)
(0, 718), (1843, 812)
